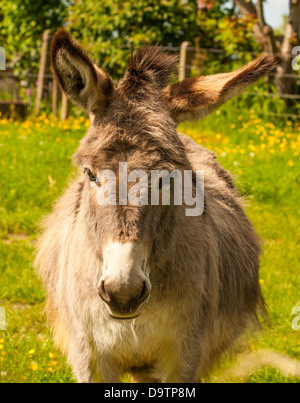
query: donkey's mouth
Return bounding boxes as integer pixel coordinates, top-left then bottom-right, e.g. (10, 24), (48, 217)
(109, 312), (142, 321)
(106, 300), (149, 320)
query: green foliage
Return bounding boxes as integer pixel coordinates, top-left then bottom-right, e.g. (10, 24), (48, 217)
(67, 0), (199, 77)
(66, 0), (259, 79)
(192, 1), (259, 79)
(197, 1), (258, 53)
(0, 0), (68, 76)
(0, 0), (258, 80)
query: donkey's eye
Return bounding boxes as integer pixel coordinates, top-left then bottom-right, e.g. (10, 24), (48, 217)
(84, 168), (97, 183)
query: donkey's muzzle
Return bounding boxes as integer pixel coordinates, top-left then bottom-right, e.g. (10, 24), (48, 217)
(98, 277), (150, 319)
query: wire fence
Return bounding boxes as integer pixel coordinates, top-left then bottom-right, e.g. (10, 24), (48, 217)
(0, 39), (299, 120)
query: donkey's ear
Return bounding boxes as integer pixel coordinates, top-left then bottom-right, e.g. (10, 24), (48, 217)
(162, 56), (277, 123)
(51, 29), (114, 115)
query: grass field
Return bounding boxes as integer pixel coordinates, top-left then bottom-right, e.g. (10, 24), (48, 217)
(0, 106), (299, 383)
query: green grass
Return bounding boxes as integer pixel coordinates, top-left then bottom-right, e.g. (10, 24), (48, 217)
(0, 106), (299, 383)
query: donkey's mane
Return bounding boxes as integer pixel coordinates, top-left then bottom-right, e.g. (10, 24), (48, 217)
(119, 46), (178, 96)
(129, 46), (178, 86)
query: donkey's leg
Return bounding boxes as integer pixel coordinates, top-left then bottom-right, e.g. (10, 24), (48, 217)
(67, 336), (94, 383)
(158, 359), (201, 383)
(153, 335), (204, 383)
(97, 356), (122, 383)
(129, 368), (159, 383)
(174, 343), (204, 383)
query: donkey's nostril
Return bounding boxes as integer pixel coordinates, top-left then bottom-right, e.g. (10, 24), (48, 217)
(98, 276), (151, 316)
(138, 281), (150, 304)
(98, 279), (110, 303)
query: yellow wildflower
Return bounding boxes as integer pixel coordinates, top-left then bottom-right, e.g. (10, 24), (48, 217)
(31, 363), (38, 371)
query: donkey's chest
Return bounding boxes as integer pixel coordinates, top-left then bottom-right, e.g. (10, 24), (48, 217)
(93, 309), (179, 370)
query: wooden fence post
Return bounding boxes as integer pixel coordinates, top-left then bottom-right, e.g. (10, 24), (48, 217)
(35, 29), (52, 116)
(52, 76), (59, 117)
(61, 93), (69, 121)
(179, 41), (190, 82)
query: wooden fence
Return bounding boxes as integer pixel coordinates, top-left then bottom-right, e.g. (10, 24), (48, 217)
(0, 30), (299, 120)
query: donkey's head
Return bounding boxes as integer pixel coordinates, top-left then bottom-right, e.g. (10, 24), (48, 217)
(52, 30), (275, 320)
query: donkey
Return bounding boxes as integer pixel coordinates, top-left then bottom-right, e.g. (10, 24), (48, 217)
(35, 29), (276, 383)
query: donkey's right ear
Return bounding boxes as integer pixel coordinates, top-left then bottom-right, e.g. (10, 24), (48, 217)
(162, 56), (276, 124)
(51, 29), (114, 115)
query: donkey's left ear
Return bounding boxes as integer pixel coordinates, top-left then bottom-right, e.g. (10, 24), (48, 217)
(162, 56), (277, 123)
(51, 29), (114, 115)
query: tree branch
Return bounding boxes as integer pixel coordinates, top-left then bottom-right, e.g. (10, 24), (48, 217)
(234, 0), (269, 52)
(281, 0), (300, 55)
(233, 0), (256, 16)
(256, 0), (266, 27)
(234, 0), (277, 54)
(256, 0), (277, 55)
(290, 0), (300, 38)
(234, 0), (299, 100)
(274, 0), (300, 98)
